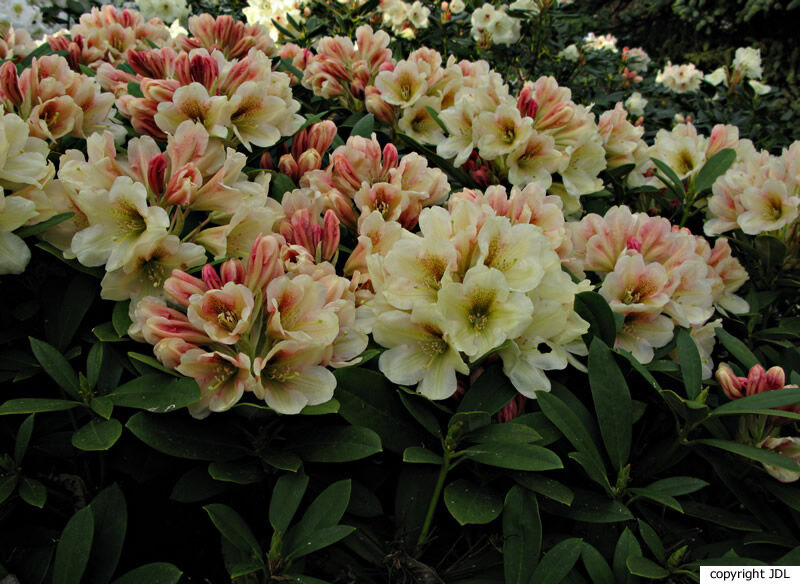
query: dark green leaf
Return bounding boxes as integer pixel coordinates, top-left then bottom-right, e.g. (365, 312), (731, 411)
(403, 446), (443, 464)
(397, 392), (442, 437)
(111, 563), (182, 584)
(261, 449), (303, 472)
(444, 479), (502, 525)
(108, 374), (200, 413)
(466, 422), (542, 445)
(169, 466), (227, 503)
(681, 501), (761, 531)
(0, 398), (80, 415)
(293, 426), (381, 462)
(513, 474), (574, 506)
(269, 172), (296, 202)
(531, 538), (584, 584)
(126, 412), (245, 461)
(29, 337), (81, 399)
(693, 148), (736, 194)
(90, 397), (114, 420)
(87, 485), (127, 584)
(716, 328), (759, 369)
(72, 419), (122, 451)
(300, 400), (339, 415)
(637, 520), (665, 563)
(711, 388), (800, 416)
(543, 489), (633, 523)
(285, 525), (355, 560)
(288, 479), (352, 550)
(126, 81), (143, 98)
(53, 505), (94, 584)
(626, 557), (668, 579)
(19, 477), (46, 507)
(575, 292), (617, 346)
(613, 528), (641, 584)
(676, 328), (703, 399)
(696, 438), (800, 473)
(270, 472), (309, 533)
(651, 157), (686, 196)
(126, 352), (181, 377)
(17, 41), (55, 71)
(425, 106), (450, 135)
(588, 339), (631, 470)
(458, 364), (517, 414)
(47, 275), (95, 351)
(208, 460), (265, 484)
(204, 504), (262, 558)
(503, 486), (541, 584)
(86, 344), (104, 390)
(351, 113), (374, 137)
(334, 368), (424, 453)
(0, 474), (18, 505)
(582, 544), (615, 584)
(636, 476), (709, 497)
(15, 414), (34, 464)
(462, 443), (562, 471)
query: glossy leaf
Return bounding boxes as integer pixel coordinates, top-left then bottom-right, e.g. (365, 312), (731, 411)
(676, 328), (703, 399)
(29, 337), (81, 399)
(443, 479), (502, 525)
(693, 148), (736, 194)
(711, 388), (800, 416)
(462, 443), (562, 471)
(53, 505), (94, 584)
(457, 364), (517, 414)
(293, 426), (382, 462)
(111, 563), (182, 584)
(86, 484), (127, 584)
(204, 503), (262, 558)
(531, 538), (584, 584)
(574, 291), (617, 346)
(0, 398), (80, 415)
(588, 338), (631, 470)
(126, 412), (244, 461)
(72, 419), (122, 451)
(716, 328), (759, 369)
(285, 525), (355, 561)
(108, 374), (200, 413)
(15, 414), (34, 464)
(403, 446), (443, 464)
(503, 486), (541, 584)
(697, 438), (800, 472)
(351, 113), (374, 137)
(19, 477), (47, 508)
(626, 557), (668, 579)
(270, 472), (309, 533)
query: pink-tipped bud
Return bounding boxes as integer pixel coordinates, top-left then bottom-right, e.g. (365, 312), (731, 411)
(497, 394), (527, 423)
(306, 120), (337, 155)
(517, 85), (538, 119)
(189, 53), (219, 89)
(746, 364), (767, 396)
(278, 153), (299, 182)
(153, 337), (197, 369)
(290, 127), (310, 159)
(220, 259), (246, 285)
(766, 366), (786, 391)
(381, 142), (399, 176)
(332, 154), (363, 192)
(163, 269), (208, 306)
(147, 153), (168, 198)
(326, 188), (359, 229)
(259, 151), (274, 170)
(321, 209), (341, 261)
(0, 61), (22, 107)
(626, 236), (642, 252)
(715, 363), (745, 400)
(163, 163), (203, 206)
(201, 264), (223, 289)
(297, 148), (322, 176)
(365, 85), (395, 125)
(246, 234), (284, 292)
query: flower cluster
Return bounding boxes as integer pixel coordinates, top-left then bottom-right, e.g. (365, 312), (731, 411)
(705, 46), (771, 95)
(244, 0), (309, 41)
(705, 141), (800, 239)
(564, 206), (748, 368)
(364, 183), (589, 399)
(0, 105), (54, 274)
(0, 25), (36, 61)
(470, 4), (521, 47)
(131, 234), (368, 417)
(171, 14), (275, 60)
(583, 32), (618, 53)
(655, 61), (704, 94)
(0, 55), (116, 142)
(379, 0), (431, 39)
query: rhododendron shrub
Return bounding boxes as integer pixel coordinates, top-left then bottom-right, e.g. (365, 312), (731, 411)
(3, 5), (800, 584)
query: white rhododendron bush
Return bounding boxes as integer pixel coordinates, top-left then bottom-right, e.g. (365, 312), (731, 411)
(1, 2), (800, 582)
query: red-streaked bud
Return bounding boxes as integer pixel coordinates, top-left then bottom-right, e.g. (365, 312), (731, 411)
(201, 264), (223, 289)
(715, 362), (745, 400)
(517, 85), (538, 119)
(626, 236), (642, 253)
(497, 394), (527, 423)
(147, 153), (169, 198)
(246, 234), (285, 292)
(332, 154), (362, 191)
(278, 153), (299, 182)
(321, 209), (340, 261)
(365, 85), (395, 125)
(189, 52), (219, 89)
(163, 163), (203, 206)
(164, 269), (208, 306)
(220, 258), (246, 285)
(259, 151), (274, 170)
(381, 142), (399, 176)
(306, 120), (337, 154)
(0, 61), (22, 107)
(325, 188), (358, 229)
(746, 364), (767, 396)
(766, 366), (786, 390)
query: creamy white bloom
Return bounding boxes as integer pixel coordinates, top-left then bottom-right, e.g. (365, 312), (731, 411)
(733, 47), (762, 80)
(624, 92), (648, 116)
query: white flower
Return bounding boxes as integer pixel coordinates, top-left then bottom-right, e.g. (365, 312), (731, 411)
(733, 47), (762, 80)
(704, 68), (728, 87)
(449, 0), (465, 12)
(407, 1), (430, 28)
(558, 44), (580, 62)
(0, 193), (38, 274)
(749, 80), (772, 95)
(488, 11), (521, 46)
(624, 92), (648, 117)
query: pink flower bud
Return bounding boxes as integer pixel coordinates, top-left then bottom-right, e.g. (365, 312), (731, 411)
(326, 188), (359, 229)
(0, 61), (22, 107)
(381, 143), (400, 176)
(201, 264), (223, 289)
(147, 153), (168, 198)
(746, 364), (768, 396)
(497, 394), (527, 423)
(153, 337), (197, 369)
(321, 209), (340, 261)
(297, 149), (322, 177)
(332, 154), (363, 192)
(306, 120), (337, 154)
(246, 235), (284, 292)
(259, 151), (274, 170)
(517, 85), (539, 119)
(164, 269), (208, 306)
(163, 163), (203, 206)
(189, 53), (219, 89)
(220, 259), (246, 285)
(278, 153), (300, 182)
(715, 362), (745, 400)
(766, 366), (786, 390)
(365, 86), (395, 125)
